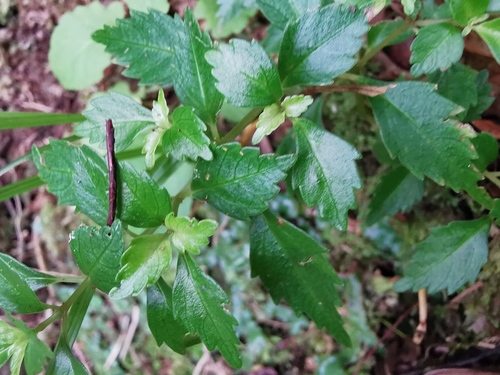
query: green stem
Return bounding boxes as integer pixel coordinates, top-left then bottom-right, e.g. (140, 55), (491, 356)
(172, 183), (192, 215)
(207, 121), (221, 143)
(51, 274), (87, 284)
(484, 171), (500, 189)
(219, 108), (262, 145)
(357, 20), (412, 70)
(33, 277), (92, 333)
(414, 18), (454, 27)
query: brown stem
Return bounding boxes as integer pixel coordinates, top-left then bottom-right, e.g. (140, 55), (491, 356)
(106, 119), (117, 226)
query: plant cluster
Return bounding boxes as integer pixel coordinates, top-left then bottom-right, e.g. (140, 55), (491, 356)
(1, 0), (500, 373)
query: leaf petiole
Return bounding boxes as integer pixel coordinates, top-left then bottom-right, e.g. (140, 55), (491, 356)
(219, 108), (263, 144)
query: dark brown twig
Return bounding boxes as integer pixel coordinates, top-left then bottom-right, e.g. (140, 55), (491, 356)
(106, 119), (117, 226)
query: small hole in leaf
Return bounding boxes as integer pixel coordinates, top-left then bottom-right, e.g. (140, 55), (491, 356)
(107, 232), (112, 237)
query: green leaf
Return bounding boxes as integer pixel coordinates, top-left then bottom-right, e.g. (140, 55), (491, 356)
(474, 18), (500, 64)
(410, 23), (464, 77)
(368, 82), (480, 191)
(124, 0), (170, 13)
(0, 318), (26, 375)
(0, 253), (57, 291)
(0, 253), (49, 313)
(194, 0), (257, 38)
(205, 39), (283, 107)
(402, 0), (416, 15)
(0, 176), (44, 203)
(93, 10), (176, 86)
(69, 222), (124, 293)
(110, 234), (172, 299)
(165, 213), (218, 255)
(252, 94), (314, 144)
(64, 282), (95, 347)
(147, 278), (189, 354)
(162, 106), (213, 161)
(464, 70), (494, 122)
(278, 4), (368, 87)
(250, 210), (350, 346)
(256, 0), (322, 30)
(18, 321), (53, 375)
(366, 166), (424, 226)
(216, 0), (257, 23)
(448, 0), (488, 25)
(253, 104), (285, 144)
(191, 143), (295, 220)
(395, 217), (491, 294)
(173, 252), (241, 368)
(49, 2), (125, 90)
(46, 340), (89, 375)
(429, 63), (478, 121)
(75, 92), (155, 152)
(33, 140), (172, 227)
(471, 132), (499, 172)
(0, 112), (85, 130)
(171, 9), (224, 124)
(367, 20), (415, 48)
(291, 118), (361, 230)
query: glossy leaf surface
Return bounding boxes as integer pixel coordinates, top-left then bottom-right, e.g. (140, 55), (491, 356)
(256, 0), (322, 29)
(369, 82), (480, 191)
(147, 278), (189, 354)
(395, 217), (491, 294)
(474, 19), (500, 64)
(110, 234), (172, 299)
(93, 10), (176, 85)
(449, 0), (488, 25)
(206, 39), (283, 107)
(292, 118), (361, 230)
(75, 92), (155, 152)
(173, 252), (241, 368)
(366, 166), (424, 226)
(278, 4), (368, 87)
(0, 253), (56, 291)
(46, 340), (89, 375)
(191, 143), (295, 220)
(171, 9), (224, 124)
(69, 221), (124, 293)
(250, 211), (350, 346)
(410, 23), (463, 77)
(162, 106), (212, 161)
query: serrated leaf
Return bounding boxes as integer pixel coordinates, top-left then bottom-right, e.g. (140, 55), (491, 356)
(147, 278), (189, 354)
(194, 0), (257, 38)
(471, 132), (499, 172)
(474, 19), (500, 64)
(33, 140), (172, 228)
(291, 118), (361, 230)
(429, 63), (478, 121)
(449, 0), (488, 25)
(191, 143), (295, 220)
(125, 0), (170, 13)
(0, 253), (49, 313)
(46, 340), (89, 375)
(368, 82), (480, 191)
(395, 217), (491, 294)
(256, 0), (322, 30)
(93, 10), (176, 86)
(367, 19), (415, 48)
(171, 9), (224, 124)
(164, 213), (218, 255)
(410, 23), (464, 77)
(162, 106), (213, 161)
(75, 92), (155, 152)
(366, 166), (424, 226)
(278, 4), (368, 88)
(0, 253), (56, 291)
(465, 70), (494, 122)
(69, 221), (124, 293)
(282, 95), (313, 117)
(110, 234), (172, 299)
(205, 39), (283, 107)
(250, 211), (350, 346)
(173, 252), (241, 368)
(49, 2), (125, 90)
(20, 323), (53, 375)
(253, 104), (285, 144)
